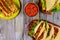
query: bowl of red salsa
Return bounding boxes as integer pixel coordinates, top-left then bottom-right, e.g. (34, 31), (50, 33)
(25, 3), (39, 17)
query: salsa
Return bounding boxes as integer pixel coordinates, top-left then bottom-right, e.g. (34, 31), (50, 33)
(25, 3), (38, 17)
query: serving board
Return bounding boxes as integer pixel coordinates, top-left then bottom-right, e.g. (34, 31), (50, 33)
(24, 0), (60, 40)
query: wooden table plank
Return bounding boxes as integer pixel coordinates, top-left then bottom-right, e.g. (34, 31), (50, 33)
(0, 20), (9, 40)
(40, 13), (47, 20)
(54, 11), (60, 26)
(7, 20), (16, 40)
(24, 0), (39, 40)
(0, 19), (16, 40)
(15, 0), (23, 40)
(47, 14), (54, 22)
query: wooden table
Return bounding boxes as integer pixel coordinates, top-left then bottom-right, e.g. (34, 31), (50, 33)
(0, 0), (60, 40)
(24, 0), (60, 40)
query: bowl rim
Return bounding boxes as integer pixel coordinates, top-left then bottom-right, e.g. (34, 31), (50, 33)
(24, 2), (39, 17)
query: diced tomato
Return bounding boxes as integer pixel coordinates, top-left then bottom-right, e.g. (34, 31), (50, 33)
(25, 3), (38, 17)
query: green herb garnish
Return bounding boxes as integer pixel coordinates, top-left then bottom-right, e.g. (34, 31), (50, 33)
(52, 7), (57, 12)
(45, 21), (47, 30)
(29, 20), (40, 36)
(29, 30), (34, 36)
(52, 3), (60, 12)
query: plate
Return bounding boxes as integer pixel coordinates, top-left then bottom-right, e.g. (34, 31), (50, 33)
(0, 0), (21, 20)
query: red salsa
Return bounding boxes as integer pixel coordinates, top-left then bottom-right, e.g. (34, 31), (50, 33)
(25, 3), (38, 17)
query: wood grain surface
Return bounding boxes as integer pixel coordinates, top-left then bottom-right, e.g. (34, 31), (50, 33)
(0, 0), (60, 40)
(0, 0), (23, 40)
(24, 0), (60, 40)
